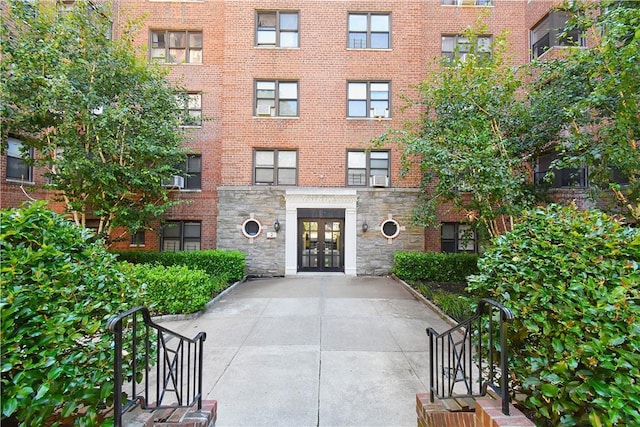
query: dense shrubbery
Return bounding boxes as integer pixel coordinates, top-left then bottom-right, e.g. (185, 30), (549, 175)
(392, 251), (478, 282)
(468, 204), (640, 426)
(115, 249), (245, 282)
(1, 203), (137, 426)
(128, 263), (229, 315)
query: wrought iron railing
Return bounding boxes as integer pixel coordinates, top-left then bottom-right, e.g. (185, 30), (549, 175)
(426, 298), (514, 415)
(107, 306), (207, 427)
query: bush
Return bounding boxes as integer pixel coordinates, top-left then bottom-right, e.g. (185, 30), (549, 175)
(129, 263), (225, 315)
(392, 251), (479, 282)
(1, 203), (138, 426)
(468, 204), (640, 426)
(115, 249), (246, 282)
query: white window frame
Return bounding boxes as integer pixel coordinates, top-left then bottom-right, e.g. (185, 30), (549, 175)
(6, 138), (33, 182)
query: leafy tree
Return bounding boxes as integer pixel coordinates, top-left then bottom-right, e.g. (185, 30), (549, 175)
(529, 0), (640, 220)
(0, 0), (188, 243)
(468, 204), (640, 426)
(375, 24), (540, 239)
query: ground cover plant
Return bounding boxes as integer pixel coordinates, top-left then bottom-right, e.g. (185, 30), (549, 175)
(468, 204), (640, 426)
(393, 251), (479, 321)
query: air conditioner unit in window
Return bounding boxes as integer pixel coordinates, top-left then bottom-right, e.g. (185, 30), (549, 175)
(370, 175), (389, 187)
(162, 175), (185, 189)
(256, 105), (272, 116)
(371, 108), (388, 118)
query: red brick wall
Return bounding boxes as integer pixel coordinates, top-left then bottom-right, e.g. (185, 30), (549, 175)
(3, 0), (556, 253)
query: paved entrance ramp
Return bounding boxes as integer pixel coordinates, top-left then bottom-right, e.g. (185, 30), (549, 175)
(163, 276), (453, 427)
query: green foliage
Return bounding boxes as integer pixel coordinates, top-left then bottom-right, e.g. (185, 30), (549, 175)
(114, 249), (246, 282)
(0, 0), (188, 240)
(0, 202), (139, 426)
(128, 264), (225, 315)
(376, 21), (539, 237)
(528, 1), (640, 220)
(468, 204), (640, 426)
(392, 251), (478, 282)
(413, 283), (475, 322)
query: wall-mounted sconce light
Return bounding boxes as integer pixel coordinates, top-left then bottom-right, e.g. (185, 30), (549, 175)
(362, 220), (368, 233)
(274, 219), (281, 232)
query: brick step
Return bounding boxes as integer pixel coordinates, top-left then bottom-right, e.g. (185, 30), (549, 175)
(122, 400), (217, 427)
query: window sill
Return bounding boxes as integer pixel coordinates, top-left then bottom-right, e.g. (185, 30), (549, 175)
(178, 189), (202, 193)
(346, 117), (392, 121)
(346, 48), (392, 52)
(129, 244), (146, 248)
(179, 125), (202, 129)
(6, 178), (35, 185)
(253, 116), (299, 119)
(255, 46), (300, 50)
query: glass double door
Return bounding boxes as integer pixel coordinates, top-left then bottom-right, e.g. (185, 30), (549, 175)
(298, 218), (344, 272)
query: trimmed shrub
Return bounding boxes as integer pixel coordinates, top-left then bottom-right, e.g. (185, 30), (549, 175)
(114, 249), (245, 282)
(468, 204), (640, 426)
(128, 263), (224, 315)
(1, 202), (138, 426)
(392, 251), (479, 282)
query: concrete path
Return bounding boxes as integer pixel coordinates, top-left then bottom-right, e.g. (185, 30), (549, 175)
(162, 275), (454, 427)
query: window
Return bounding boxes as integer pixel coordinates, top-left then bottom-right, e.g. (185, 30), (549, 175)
(347, 82), (390, 118)
(254, 149), (297, 185)
(180, 154), (202, 189)
(530, 12), (584, 59)
(441, 223), (477, 253)
(6, 138), (32, 182)
(150, 30), (202, 64)
(441, 0), (493, 5)
(162, 221), (201, 251)
(441, 35), (492, 62)
(176, 93), (202, 127)
(347, 150), (390, 186)
(130, 230), (145, 247)
(256, 11), (299, 48)
(535, 152), (587, 188)
(348, 13), (390, 49)
(255, 81), (298, 117)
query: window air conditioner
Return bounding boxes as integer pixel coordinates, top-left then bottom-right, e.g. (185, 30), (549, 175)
(370, 175), (389, 187)
(371, 108), (388, 118)
(256, 105), (272, 116)
(162, 175), (185, 189)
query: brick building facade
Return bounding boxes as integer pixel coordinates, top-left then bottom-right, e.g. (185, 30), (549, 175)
(3, 0), (571, 276)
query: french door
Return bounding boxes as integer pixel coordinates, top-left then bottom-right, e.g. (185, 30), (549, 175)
(298, 218), (344, 272)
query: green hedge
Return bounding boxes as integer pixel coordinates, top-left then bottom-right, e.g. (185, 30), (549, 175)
(468, 204), (640, 426)
(114, 249), (246, 282)
(128, 264), (229, 315)
(1, 202), (137, 426)
(392, 251), (479, 282)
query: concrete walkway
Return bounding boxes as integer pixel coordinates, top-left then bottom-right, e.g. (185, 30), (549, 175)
(162, 275), (454, 427)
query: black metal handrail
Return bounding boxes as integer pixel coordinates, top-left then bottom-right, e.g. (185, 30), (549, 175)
(107, 306), (207, 427)
(426, 298), (514, 415)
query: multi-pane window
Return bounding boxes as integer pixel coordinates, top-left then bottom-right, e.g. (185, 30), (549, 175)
(180, 154), (202, 189)
(347, 82), (390, 118)
(530, 12), (584, 59)
(254, 149), (297, 185)
(441, 0), (493, 6)
(348, 13), (390, 49)
(6, 138), (32, 181)
(441, 223), (478, 253)
(176, 93), (202, 127)
(535, 152), (587, 188)
(256, 11), (299, 48)
(347, 150), (390, 186)
(130, 230), (145, 247)
(150, 30), (202, 64)
(162, 221), (201, 252)
(255, 81), (298, 117)
(441, 35), (492, 62)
